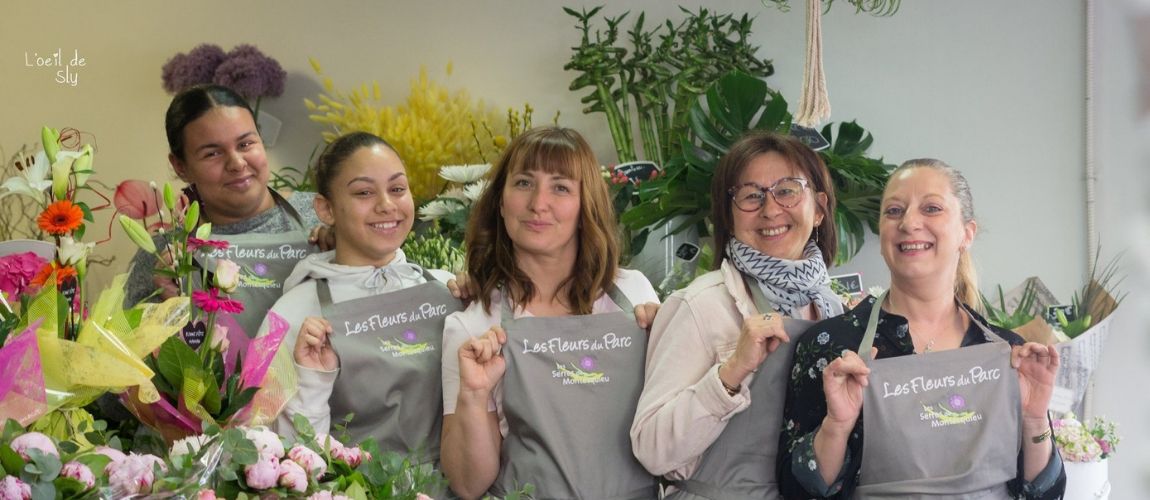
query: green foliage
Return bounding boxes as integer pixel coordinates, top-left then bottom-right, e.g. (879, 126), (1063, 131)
(1062, 252), (1126, 339)
(402, 229), (466, 274)
(980, 282), (1038, 330)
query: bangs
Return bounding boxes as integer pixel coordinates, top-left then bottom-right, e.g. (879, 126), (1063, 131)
(506, 135), (587, 183)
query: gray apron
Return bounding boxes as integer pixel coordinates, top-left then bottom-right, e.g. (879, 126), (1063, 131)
(668, 275), (813, 500)
(854, 292), (1019, 499)
(317, 270), (461, 463)
(195, 191), (313, 338)
(491, 287), (658, 500)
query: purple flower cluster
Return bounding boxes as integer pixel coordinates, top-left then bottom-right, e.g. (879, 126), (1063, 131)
(161, 43), (286, 100)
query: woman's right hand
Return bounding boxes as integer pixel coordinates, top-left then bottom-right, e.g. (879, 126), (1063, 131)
(719, 312), (790, 387)
(294, 316), (338, 371)
(458, 326), (507, 396)
(822, 350), (871, 428)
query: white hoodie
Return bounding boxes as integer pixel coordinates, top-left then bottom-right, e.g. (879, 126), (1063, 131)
(259, 249), (453, 440)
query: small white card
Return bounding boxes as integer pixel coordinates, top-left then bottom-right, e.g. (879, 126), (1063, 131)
(1047, 385), (1075, 414)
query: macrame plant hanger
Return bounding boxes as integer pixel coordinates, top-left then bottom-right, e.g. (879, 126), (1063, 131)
(794, 0), (831, 128)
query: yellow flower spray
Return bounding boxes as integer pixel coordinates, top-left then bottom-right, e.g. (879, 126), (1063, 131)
(306, 60), (509, 201)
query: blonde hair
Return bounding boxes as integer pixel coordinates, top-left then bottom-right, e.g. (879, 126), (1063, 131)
(466, 127), (620, 315)
(890, 158), (981, 311)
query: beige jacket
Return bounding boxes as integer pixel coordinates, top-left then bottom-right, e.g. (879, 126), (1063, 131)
(630, 260), (789, 480)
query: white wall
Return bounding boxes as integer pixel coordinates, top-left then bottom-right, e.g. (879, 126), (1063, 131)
(3, 0), (1145, 495)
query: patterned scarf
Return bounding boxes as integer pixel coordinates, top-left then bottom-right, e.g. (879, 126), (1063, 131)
(727, 238), (842, 319)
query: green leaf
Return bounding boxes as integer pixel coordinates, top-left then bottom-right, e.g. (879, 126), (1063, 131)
(156, 336), (204, 393)
(24, 448), (61, 481)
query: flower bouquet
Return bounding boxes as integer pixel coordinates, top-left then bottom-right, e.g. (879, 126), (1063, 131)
(0, 127), (186, 440)
(117, 182), (295, 443)
(1053, 412), (1117, 499)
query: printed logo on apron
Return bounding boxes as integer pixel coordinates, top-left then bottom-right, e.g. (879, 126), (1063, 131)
(318, 271), (462, 463)
(493, 286), (658, 500)
(194, 191), (313, 338)
(669, 275), (812, 500)
(854, 292), (1019, 499)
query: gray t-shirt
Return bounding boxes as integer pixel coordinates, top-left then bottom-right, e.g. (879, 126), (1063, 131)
(122, 190), (320, 308)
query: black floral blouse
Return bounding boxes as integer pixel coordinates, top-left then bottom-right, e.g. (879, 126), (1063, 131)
(776, 296), (1067, 499)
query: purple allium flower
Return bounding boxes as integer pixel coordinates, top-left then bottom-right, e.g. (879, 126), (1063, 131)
(579, 356), (596, 371)
(161, 44), (226, 94)
(253, 262), (268, 276)
(212, 45), (286, 100)
(403, 330), (418, 342)
(947, 394), (966, 410)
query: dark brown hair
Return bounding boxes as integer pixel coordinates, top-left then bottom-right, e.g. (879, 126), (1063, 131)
(710, 131), (838, 268)
(313, 132), (396, 198)
(466, 126), (620, 315)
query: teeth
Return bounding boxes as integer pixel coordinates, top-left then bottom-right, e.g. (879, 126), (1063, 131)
(899, 242), (932, 251)
(370, 222), (399, 229)
(758, 226), (788, 237)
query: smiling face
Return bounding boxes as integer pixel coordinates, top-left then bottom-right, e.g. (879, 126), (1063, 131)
(879, 167), (976, 285)
(170, 106), (273, 225)
(731, 152), (827, 260)
(314, 145), (414, 267)
(500, 167), (581, 262)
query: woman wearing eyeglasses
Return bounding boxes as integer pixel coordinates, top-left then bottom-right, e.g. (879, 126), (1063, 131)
(631, 131), (844, 499)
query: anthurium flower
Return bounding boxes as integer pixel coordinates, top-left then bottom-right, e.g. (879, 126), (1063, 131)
(58, 235), (95, 266)
(38, 199), (84, 235)
(213, 259), (241, 293)
(0, 151), (51, 200)
(114, 180), (161, 219)
(119, 215), (157, 253)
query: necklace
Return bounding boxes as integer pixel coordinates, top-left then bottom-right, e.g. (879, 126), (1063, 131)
(887, 294), (962, 354)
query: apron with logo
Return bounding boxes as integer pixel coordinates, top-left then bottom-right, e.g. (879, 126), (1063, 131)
(854, 292), (1019, 499)
(317, 271), (461, 463)
(668, 275), (814, 500)
(491, 287), (658, 500)
(195, 191), (313, 338)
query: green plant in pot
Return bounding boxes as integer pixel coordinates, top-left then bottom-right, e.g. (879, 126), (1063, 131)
(623, 70), (894, 268)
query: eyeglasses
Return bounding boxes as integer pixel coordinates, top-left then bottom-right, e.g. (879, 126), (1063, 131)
(729, 178), (809, 211)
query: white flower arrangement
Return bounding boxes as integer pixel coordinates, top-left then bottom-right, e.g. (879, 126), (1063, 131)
(1053, 413), (1119, 462)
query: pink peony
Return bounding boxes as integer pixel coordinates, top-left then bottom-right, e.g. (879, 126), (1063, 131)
(196, 490), (218, 500)
(243, 452), (280, 490)
(331, 446), (364, 468)
(0, 252), (48, 300)
(61, 461), (95, 489)
(106, 453), (166, 495)
(288, 445), (327, 478)
(93, 445), (127, 466)
(0, 476), (31, 500)
(9, 432), (58, 460)
(314, 434), (345, 453)
(277, 459), (308, 493)
(244, 426), (285, 458)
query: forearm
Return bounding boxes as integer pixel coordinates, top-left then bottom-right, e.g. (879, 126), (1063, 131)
(441, 394), (501, 500)
(812, 417), (854, 487)
(1020, 416), (1053, 481)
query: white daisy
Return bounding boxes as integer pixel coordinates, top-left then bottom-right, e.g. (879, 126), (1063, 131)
(463, 179), (489, 202)
(418, 200), (458, 221)
(439, 164), (491, 184)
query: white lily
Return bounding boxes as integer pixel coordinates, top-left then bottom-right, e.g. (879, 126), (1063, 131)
(58, 235), (95, 266)
(51, 150), (83, 200)
(438, 164), (491, 184)
(0, 151), (52, 200)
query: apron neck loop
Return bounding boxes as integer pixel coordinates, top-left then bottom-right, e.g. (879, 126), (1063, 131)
(317, 278), (336, 318)
(741, 272), (779, 317)
(499, 284), (633, 321)
(858, 291), (1004, 358)
(269, 189), (306, 229)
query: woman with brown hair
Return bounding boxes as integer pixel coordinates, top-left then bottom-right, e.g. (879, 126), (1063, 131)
(631, 131), (844, 499)
(440, 126), (660, 499)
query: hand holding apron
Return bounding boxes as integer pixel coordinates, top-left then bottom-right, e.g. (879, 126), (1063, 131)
(458, 326), (508, 396)
(293, 316), (337, 371)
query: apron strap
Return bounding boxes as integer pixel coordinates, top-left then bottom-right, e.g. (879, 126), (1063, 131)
(316, 267), (440, 318)
(858, 291), (1007, 357)
(675, 479), (731, 500)
(269, 189), (307, 230)
(741, 272), (779, 317)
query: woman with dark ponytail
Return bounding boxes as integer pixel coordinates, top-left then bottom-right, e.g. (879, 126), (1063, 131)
(124, 84), (324, 338)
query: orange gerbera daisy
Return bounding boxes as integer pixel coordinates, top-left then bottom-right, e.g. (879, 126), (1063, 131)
(30, 262), (77, 288)
(37, 200), (84, 235)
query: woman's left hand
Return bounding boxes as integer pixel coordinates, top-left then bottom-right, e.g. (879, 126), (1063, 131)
(634, 302), (660, 330)
(309, 225), (336, 251)
(1012, 342), (1059, 419)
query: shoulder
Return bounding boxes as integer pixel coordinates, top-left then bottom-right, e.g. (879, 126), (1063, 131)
(426, 268), (456, 284)
(963, 304), (1025, 345)
(284, 190), (320, 223)
(445, 292), (501, 336)
(614, 268), (660, 304)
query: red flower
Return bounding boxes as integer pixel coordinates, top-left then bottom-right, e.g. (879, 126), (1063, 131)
(187, 238), (229, 252)
(30, 262), (77, 287)
(192, 289), (244, 314)
(114, 180), (161, 220)
(37, 200), (84, 235)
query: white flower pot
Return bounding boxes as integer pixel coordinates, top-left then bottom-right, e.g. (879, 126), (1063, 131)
(1064, 458), (1110, 500)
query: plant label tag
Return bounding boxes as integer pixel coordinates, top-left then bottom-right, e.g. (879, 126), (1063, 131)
(1047, 385), (1074, 414)
(790, 124), (830, 151)
(59, 275), (79, 304)
(614, 161), (661, 184)
(182, 320), (207, 350)
(830, 273), (864, 296)
(1045, 304), (1077, 326)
